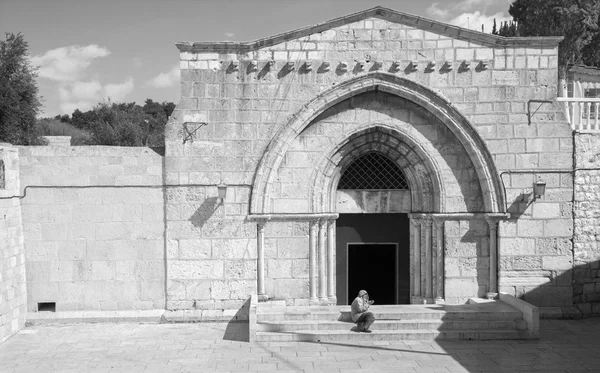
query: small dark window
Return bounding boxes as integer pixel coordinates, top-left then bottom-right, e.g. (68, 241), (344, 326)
(0, 160), (4, 189)
(37, 302), (56, 312)
(338, 152), (409, 190)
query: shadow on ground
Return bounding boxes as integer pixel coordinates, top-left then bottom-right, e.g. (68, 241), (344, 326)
(223, 298), (250, 342)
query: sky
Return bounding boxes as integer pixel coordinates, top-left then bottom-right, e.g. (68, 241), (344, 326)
(1, 0), (513, 118)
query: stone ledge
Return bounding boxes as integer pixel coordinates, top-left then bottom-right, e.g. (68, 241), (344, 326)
(25, 310), (165, 325)
(161, 309), (249, 323)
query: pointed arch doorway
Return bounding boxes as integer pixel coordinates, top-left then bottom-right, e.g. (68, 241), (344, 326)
(334, 152), (411, 305)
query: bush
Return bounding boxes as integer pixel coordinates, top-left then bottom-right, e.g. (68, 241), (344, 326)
(37, 118), (90, 145)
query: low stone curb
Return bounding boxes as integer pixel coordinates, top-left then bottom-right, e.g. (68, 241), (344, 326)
(26, 310), (165, 325)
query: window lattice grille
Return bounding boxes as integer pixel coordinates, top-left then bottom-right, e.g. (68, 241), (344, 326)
(338, 152), (409, 190)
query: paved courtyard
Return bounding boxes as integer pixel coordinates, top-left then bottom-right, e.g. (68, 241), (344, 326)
(1, 318), (600, 373)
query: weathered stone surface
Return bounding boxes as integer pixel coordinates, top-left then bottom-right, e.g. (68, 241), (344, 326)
(9, 8), (581, 314)
(168, 260), (224, 280)
(0, 146), (26, 343)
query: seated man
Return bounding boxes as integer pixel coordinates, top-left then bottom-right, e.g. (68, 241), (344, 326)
(351, 290), (375, 333)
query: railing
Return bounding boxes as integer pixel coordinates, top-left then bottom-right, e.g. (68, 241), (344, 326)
(556, 97), (600, 132)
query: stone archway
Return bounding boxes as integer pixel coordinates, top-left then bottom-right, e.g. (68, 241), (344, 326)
(250, 72), (506, 216)
(309, 124), (444, 214)
(250, 72), (508, 304)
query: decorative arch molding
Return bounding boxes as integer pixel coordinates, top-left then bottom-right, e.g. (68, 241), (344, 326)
(250, 72), (506, 214)
(309, 124), (445, 213)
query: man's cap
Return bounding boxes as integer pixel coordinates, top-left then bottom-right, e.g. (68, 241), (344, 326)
(358, 290), (368, 297)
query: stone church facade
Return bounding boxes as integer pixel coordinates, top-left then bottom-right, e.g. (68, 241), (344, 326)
(167, 6), (569, 309)
(3, 6), (600, 342)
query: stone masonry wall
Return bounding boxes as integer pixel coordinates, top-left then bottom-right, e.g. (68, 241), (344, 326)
(271, 91), (485, 213)
(0, 145), (26, 344)
(444, 220), (489, 304)
(165, 185), (257, 312)
(19, 146), (165, 312)
(573, 133), (600, 315)
(166, 15), (573, 307)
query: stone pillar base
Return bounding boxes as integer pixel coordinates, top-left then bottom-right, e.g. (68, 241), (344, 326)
(258, 294), (270, 302)
(435, 297), (445, 304)
(327, 296), (337, 306)
(411, 296), (423, 304)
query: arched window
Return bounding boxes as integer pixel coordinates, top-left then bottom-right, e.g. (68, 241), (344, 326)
(338, 152), (409, 190)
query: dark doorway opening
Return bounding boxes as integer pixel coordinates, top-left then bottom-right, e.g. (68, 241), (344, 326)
(336, 213), (410, 305)
(348, 243), (397, 305)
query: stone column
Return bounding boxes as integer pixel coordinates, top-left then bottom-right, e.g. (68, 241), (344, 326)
(433, 218), (445, 303)
(257, 221), (267, 301)
(318, 219), (327, 303)
(309, 220), (318, 305)
(327, 219), (336, 305)
(486, 218), (499, 297)
(410, 217), (422, 303)
(424, 218), (433, 303)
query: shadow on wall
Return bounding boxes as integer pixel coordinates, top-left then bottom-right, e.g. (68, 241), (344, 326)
(458, 222), (490, 300)
(506, 192), (533, 220)
(572, 259), (600, 316)
(189, 197), (221, 229)
(223, 298), (250, 342)
(501, 191), (589, 317)
(505, 258), (600, 319)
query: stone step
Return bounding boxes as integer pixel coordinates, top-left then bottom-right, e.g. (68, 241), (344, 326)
(255, 329), (531, 342)
(257, 308), (522, 322)
(257, 319), (524, 332)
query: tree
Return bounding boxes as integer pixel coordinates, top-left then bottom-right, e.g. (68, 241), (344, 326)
(65, 99), (175, 147)
(38, 117), (89, 145)
(497, 20), (519, 37)
(0, 33), (45, 145)
(502, 0), (600, 78)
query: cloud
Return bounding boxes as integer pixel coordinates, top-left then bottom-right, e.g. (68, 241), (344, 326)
(147, 66), (179, 88)
(449, 11), (511, 31)
(31, 44), (110, 82)
(426, 3), (451, 20)
(427, 0), (496, 20)
(58, 77), (135, 114)
(224, 32), (235, 38)
(426, 0), (511, 31)
(105, 77), (134, 101)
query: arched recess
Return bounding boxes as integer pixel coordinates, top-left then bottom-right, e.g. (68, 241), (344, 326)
(309, 125), (444, 213)
(250, 72), (506, 214)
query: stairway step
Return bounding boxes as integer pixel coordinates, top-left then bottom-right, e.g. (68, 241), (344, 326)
(257, 310), (522, 322)
(257, 319), (520, 332)
(255, 329), (530, 342)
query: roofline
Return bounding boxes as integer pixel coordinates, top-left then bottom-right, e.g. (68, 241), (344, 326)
(176, 6), (564, 53)
(570, 65), (600, 76)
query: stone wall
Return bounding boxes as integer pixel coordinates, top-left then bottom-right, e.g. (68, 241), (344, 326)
(165, 14), (572, 307)
(165, 185), (257, 311)
(19, 146), (165, 312)
(0, 145), (26, 344)
(573, 133), (600, 315)
(444, 220), (489, 304)
(498, 167), (575, 307)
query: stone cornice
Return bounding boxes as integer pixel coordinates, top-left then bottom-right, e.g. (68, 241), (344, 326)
(248, 213), (339, 222)
(176, 6), (563, 53)
(409, 213), (510, 221)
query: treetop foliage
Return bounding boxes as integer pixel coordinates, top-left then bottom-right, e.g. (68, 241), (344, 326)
(53, 99), (175, 147)
(0, 33), (45, 145)
(493, 0), (600, 76)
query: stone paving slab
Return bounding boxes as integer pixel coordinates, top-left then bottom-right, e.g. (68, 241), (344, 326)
(1, 318), (600, 372)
